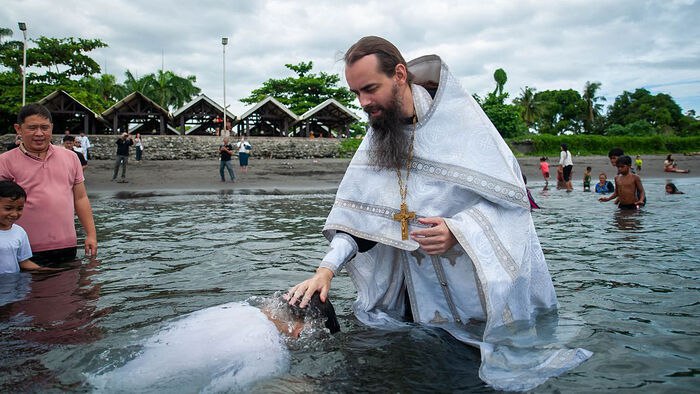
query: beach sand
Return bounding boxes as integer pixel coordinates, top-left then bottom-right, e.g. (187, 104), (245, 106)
(85, 154), (698, 196)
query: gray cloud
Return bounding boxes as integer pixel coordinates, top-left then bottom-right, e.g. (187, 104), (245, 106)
(2, 0), (698, 115)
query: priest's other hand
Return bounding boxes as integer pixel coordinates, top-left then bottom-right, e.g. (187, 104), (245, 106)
(411, 217), (458, 255)
(286, 267), (334, 308)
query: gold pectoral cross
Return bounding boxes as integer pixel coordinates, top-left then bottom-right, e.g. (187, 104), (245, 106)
(393, 202), (416, 240)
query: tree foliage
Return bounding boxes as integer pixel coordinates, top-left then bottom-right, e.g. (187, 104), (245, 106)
(114, 70), (201, 110)
(475, 90), (527, 138)
(582, 81), (606, 134)
(605, 88), (684, 135)
(240, 61), (356, 115)
(532, 89), (586, 135)
(513, 86), (541, 130)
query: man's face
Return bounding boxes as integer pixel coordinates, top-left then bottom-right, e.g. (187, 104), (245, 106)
(14, 114), (53, 154)
(63, 140), (74, 150)
(346, 54), (400, 123)
(609, 155), (619, 167)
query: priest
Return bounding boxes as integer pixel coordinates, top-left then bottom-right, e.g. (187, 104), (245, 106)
(287, 36), (591, 391)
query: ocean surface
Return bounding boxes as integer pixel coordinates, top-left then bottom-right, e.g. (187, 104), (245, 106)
(0, 177), (697, 393)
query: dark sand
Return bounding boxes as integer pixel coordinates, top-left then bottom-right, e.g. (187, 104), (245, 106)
(84, 154), (699, 196)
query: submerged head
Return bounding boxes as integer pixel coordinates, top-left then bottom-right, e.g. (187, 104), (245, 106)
(260, 292), (340, 338)
(665, 182), (681, 194)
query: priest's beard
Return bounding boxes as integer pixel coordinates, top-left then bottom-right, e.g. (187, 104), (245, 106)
(366, 85), (410, 171)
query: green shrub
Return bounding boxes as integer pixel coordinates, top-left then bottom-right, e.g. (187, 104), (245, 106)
(508, 134), (700, 156)
(339, 138), (362, 158)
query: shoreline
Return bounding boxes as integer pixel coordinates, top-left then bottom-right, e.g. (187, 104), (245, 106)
(83, 154), (699, 196)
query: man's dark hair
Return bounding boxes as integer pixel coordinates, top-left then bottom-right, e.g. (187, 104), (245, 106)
(608, 148), (624, 158)
(344, 36), (414, 84)
(17, 103), (52, 124)
(62, 135), (75, 142)
(289, 292), (341, 334)
(0, 180), (27, 201)
(616, 155), (632, 167)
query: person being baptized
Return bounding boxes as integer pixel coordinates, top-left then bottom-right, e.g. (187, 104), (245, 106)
(88, 292), (339, 392)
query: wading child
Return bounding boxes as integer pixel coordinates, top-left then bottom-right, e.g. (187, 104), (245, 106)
(583, 166), (592, 192)
(599, 156), (646, 209)
(0, 181), (48, 273)
(635, 155), (643, 173)
(539, 157), (550, 186)
(556, 165), (566, 190)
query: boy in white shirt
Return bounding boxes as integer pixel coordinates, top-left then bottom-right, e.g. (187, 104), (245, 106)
(0, 181), (46, 273)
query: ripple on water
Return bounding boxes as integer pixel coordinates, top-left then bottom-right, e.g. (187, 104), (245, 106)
(1, 180), (699, 392)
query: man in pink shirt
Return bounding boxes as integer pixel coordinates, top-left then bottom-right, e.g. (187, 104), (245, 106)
(0, 104), (97, 264)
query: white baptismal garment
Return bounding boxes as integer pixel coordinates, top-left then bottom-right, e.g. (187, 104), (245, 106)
(88, 302), (290, 393)
(320, 55), (591, 391)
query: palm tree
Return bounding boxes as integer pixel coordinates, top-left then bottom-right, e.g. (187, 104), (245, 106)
(116, 70), (200, 110)
(117, 70), (153, 100)
(513, 86), (541, 130)
(493, 68), (507, 96)
(150, 70), (200, 110)
(582, 81), (606, 133)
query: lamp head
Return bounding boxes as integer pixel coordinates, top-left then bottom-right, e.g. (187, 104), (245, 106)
(221, 37), (228, 45)
(18, 22), (27, 31)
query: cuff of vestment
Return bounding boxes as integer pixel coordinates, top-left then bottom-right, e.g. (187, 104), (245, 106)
(319, 232), (358, 275)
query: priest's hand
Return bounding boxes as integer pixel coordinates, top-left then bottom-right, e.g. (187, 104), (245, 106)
(411, 217), (458, 255)
(286, 267), (334, 308)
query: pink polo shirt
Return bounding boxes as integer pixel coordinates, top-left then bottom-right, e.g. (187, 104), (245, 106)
(0, 145), (84, 252)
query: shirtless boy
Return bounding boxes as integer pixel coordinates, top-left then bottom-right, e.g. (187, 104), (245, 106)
(599, 155), (645, 209)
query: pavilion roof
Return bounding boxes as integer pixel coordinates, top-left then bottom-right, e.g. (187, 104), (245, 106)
(300, 98), (360, 123)
(101, 91), (172, 120)
(172, 94), (236, 121)
(38, 90), (102, 119)
(237, 96), (298, 124)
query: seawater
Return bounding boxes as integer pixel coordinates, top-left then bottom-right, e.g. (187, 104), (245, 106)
(0, 177), (697, 392)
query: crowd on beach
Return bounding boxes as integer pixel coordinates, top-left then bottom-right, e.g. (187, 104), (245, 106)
(530, 145), (688, 211)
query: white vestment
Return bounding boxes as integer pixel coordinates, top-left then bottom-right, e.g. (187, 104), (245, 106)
(321, 55), (591, 391)
(88, 302), (290, 392)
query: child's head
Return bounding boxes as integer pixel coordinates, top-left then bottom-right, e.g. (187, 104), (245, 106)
(540, 157), (547, 162)
(665, 183), (679, 194)
(616, 155), (632, 174)
(608, 148), (624, 166)
(586, 166), (592, 172)
(0, 181), (27, 230)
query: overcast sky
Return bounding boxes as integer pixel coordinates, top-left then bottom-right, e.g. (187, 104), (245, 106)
(2, 0), (699, 116)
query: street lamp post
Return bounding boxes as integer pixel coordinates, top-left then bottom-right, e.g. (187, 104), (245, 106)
(18, 22), (27, 107)
(222, 37), (228, 137)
